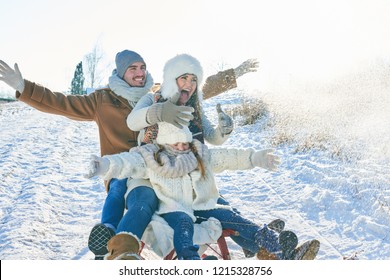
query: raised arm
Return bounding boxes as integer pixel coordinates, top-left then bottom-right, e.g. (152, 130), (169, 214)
(87, 151), (147, 181)
(202, 58), (259, 99)
(0, 60), (97, 121)
(202, 104), (234, 145)
(209, 147), (280, 173)
(127, 93), (155, 131)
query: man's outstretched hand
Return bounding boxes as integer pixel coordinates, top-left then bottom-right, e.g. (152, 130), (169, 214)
(0, 60), (25, 92)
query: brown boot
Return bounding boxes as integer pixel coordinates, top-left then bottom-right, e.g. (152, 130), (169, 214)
(256, 248), (279, 260)
(105, 232), (141, 260)
(293, 239), (320, 260)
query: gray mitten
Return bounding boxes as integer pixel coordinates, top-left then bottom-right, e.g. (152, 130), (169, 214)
(250, 149), (281, 171)
(0, 60), (25, 92)
(146, 101), (194, 129)
(216, 103), (233, 135)
(233, 58), (259, 78)
(86, 155), (110, 178)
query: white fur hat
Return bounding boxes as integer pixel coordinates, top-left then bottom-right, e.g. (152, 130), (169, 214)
(161, 54), (204, 100)
(156, 122), (193, 145)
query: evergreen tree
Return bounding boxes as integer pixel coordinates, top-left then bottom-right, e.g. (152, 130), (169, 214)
(70, 62), (85, 95)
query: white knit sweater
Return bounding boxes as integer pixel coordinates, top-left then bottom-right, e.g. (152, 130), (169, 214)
(102, 141), (255, 221)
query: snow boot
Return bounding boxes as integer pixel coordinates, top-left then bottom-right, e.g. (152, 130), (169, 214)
(256, 247), (279, 260)
(293, 239), (320, 260)
(88, 223), (115, 260)
(268, 219), (285, 233)
(255, 225), (283, 260)
(244, 219), (286, 258)
(105, 232), (141, 260)
(257, 230), (299, 260)
(278, 230), (299, 260)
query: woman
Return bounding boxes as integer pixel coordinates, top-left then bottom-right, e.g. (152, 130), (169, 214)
(88, 121), (303, 260)
(127, 53), (234, 146)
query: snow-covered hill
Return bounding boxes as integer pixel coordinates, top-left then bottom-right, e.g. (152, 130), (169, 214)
(0, 85), (388, 260)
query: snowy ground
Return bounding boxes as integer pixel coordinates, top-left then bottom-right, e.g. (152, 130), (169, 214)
(0, 80), (389, 260)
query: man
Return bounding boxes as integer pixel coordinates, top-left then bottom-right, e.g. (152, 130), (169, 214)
(0, 52), (259, 259)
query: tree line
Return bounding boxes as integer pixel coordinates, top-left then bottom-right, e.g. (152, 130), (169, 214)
(70, 43), (106, 95)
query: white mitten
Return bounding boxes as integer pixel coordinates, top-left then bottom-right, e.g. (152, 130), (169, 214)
(250, 149), (281, 171)
(233, 58), (259, 78)
(86, 155), (110, 178)
(216, 103), (233, 136)
(0, 60), (25, 92)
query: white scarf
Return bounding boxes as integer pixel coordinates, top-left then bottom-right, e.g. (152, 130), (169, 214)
(131, 141), (207, 178)
(108, 69), (154, 108)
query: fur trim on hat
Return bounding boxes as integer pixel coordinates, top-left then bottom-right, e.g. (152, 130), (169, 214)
(161, 54), (203, 100)
(156, 122), (193, 145)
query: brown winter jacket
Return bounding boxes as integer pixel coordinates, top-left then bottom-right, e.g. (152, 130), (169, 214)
(15, 69), (237, 189)
(17, 81), (138, 157)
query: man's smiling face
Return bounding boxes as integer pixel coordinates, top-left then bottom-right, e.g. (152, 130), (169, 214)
(123, 62), (147, 87)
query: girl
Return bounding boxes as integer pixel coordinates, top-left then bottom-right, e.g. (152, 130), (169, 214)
(88, 122), (318, 260)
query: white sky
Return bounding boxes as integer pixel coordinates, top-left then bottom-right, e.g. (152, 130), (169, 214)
(1, 0), (390, 92)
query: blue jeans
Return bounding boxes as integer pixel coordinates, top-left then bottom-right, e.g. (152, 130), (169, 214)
(116, 186), (159, 239)
(161, 211), (200, 260)
(101, 178), (127, 230)
(161, 208), (270, 258)
(216, 198), (259, 253)
(194, 208), (262, 254)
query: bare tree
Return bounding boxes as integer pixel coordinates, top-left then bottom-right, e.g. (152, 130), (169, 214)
(84, 42), (105, 89)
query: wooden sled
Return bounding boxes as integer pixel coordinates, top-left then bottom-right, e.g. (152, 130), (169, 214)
(139, 229), (238, 260)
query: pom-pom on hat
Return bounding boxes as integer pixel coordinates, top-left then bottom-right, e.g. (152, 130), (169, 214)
(115, 50), (145, 78)
(156, 122), (193, 145)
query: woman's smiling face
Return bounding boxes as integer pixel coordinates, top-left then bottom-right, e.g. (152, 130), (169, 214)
(175, 73), (197, 105)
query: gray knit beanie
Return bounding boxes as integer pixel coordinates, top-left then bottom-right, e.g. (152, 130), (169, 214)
(115, 50), (145, 78)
